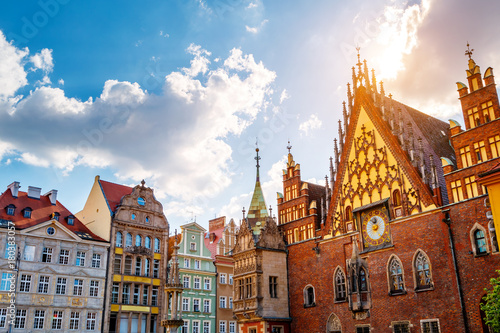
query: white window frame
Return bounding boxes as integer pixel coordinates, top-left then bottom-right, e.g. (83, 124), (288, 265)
(41, 247), (53, 263)
(19, 274), (31, 292)
(220, 273), (227, 284)
(229, 321), (236, 333)
(193, 321), (200, 333)
(38, 275), (49, 294)
(69, 311), (80, 330)
(420, 319), (441, 333)
(194, 277), (201, 289)
(184, 258), (190, 268)
(91, 253), (101, 268)
(73, 279), (84, 296)
(52, 310), (63, 329)
(219, 296), (226, 308)
(0, 309), (7, 328)
(55, 277), (67, 295)
(183, 276), (190, 288)
(190, 242), (197, 251)
(203, 321), (210, 333)
(203, 299), (210, 313)
(204, 278), (211, 290)
(182, 298), (190, 312)
(193, 298), (201, 312)
(33, 309), (45, 329)
(195, 260), (201, 269)
(89, 280), (99, 297)
(219, 321), (227, 333)
(59, 249), (70, 265)
(14, 309), (27, 329)
(86, 312), (97, 331)
(76, 251), (86, 267)
(229, 274), (233, 285)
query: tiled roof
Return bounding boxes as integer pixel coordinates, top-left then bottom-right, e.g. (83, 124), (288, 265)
(0, 188), (105, 242)
(99, 180), (133, 213)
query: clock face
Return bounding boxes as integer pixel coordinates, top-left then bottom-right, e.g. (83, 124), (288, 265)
(361, 207), (391, 248)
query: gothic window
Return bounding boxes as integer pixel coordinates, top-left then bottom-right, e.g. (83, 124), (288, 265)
(393, 190), (401, 207)
(303, 285), (315, 307)
(326, 313), (342, 333)
(388, 256), (405, 295)
(345, 206), (352, 221)
(414, 251), (433, 290)
(359, 268), (367, 292)
(489, 221), (499, 253)
(334, 268), (346, 302)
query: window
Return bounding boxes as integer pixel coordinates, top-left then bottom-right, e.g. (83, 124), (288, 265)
(473, 228), (488, 255)
(46, 227), (55, 235)
(34, 309), (45, 329)
(250, 329), (257, 333)
(126, 233), (133, 247)
(0, 309), (5, 328)
(76, 251), (86, 267)
(393, 322), (410, 333)
(194, 277), (201, 289)
(193, 321), (200, 333)
(153, 260), (160, 278)
(154, 238), (160, 253)
(229, 297), (233, 309)
(56, 277), (67, 295)
(124, 256), (132, 275)
(204, 299), (210, 313)
(133, 285), (140, 304)
(86, 313), (96, 330)
(389, 257), (405, 294)
(23, 245), (35, 261)
(184, 258), (190, 268)
(183, 321), (189, 333)
(145, 258), (150, 277)
(464, 176), (479, 199)
(204, 321), (210, 333)
(67, 215), (75, 225)
(73, 279), (83, 296)
(489, 135), (500, 158)
(182, 298), (189, 311)
(356, 326), (370, 333)
(52, 212), (60, 221)
(152, 287), (158, 306)
(145, 236), (151, 249)
(204, 278), (211, 290)
(269, 276), (278, 298)
(116, 232), (123, 247)
(143, 286), (149, 305)
(468, 107), (480, 128)
(326, 313), (342, 333)
(229, 322), (236, 333)
(138, 197), (146, 205)
(122, 284), (130, 304)
(220, 273), (227, 284)
(90, 280), (99, 297)
(135, 257), (142, 276)
(59, 249), (70, 265)
(0, 273), (12, 291)
(145, 216), (150, 223)
(42, 247), (52, 263)
(131, 213), (136, 220)
(14, 309), (27, 329)
(92, 253), (101, 268)
(359, 268), (368, 291)
(245, 277), (253, 298)
(111, 283), (119, 303)
(473, 141), (487, 163)
(220, 321), (227, 333)
(23, 207), (32, 218)
(459, 146), (473, 168)
(229, 275), (233, 285)
(38, 275), (49, 293)
(334, 268), (346, 301)
(52, 310), (63, 329)
(482, 101), (495, 122)
(450, 180), (464, 202)
(6, 204), (15, 216)
(190, 242), (196, 251)
(415, 251), (433, 290)
(69, 312), (80, 330)
(19, 274), (31, 292)
(195, 260), (201, 269)
(304, 285), (315, 307)
(193, 299), (200, 312)
(219, 296), (226, 308)
(114, 255), (122, 274)
(135, 235), (142, 247)
(421, 319), (440, 333)
(183, 276), (190, 288)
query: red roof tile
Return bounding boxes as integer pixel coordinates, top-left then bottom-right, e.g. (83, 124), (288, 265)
(99, 180), (133, 213)
(0, 188), (105, 242)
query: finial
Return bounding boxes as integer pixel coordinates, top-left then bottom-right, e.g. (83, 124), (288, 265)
(465, 42), (474, 60)
(287, 140), (292, 153)
(141, 179), (145, 187)
(242, 207), (246, 219)
(356, 46), (361, 64)
(269, 205), (272, 217)
(380, 81), (385, 96)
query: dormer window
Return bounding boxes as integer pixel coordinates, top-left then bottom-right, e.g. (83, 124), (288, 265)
(52, 212), (60, 221)
(66, 215), (75, 226)
(23, 207), (32, 218)
(5, 204), (15, 216)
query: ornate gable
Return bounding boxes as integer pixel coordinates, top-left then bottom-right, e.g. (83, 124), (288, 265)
(256, 218), (285, 250)
(234, 219), (256, 254)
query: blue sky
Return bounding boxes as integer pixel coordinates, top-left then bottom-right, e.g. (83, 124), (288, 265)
(1, 0), (500, 232)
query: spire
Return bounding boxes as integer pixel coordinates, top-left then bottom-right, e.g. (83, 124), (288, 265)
(343, 101), (348, 134)
(351, 236), (360, 261)
(338, 120), (344, 153)
(246, 147), (269, 229)
(329, 156), (335, 189)
(334, 139), (340, 172)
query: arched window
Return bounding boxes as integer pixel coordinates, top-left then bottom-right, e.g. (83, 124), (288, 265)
(145, 236), (152, 249)
(334, 268), (346, 302)
(359, 268), (367, 292)
(135, 235), (142, 247)
(135, 257), (142, 276)
(124, 256), (132, 275)
(474, 229), (487, 255)
(154, 238), (161, 253)
(345, 206), (352, 221)
(489, 221), (499, 253)
(326, 313), (342, 333)
(116, 232), (123, 247)
(388, 256), (405, 294)
(393, 189), (401, 206)
(125, 233), (132, 247)
(414, 251), (433, 290)
(303, 285), (315, 307)
(145, 258), (150, 277)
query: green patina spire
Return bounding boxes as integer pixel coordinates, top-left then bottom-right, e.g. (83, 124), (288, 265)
(246, 146), (268, 233)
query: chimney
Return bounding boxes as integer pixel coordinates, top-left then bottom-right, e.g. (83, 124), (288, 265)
(44, 189), (58, 205)
(7, 182), (20, 198)
(27, 186), (42, 199)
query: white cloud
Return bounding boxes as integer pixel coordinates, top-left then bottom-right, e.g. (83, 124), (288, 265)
(0, 30), (28, 102)
(247, 2), (258, 9)
(100, 80), (146, 105)
(159, 31), (169, 38)
(30, 48), (53, 73)
(58, 78), (64, 85)
(279, 89), (290, 104)
(299, 114), (322, 136)
(245, 19), (269, 34)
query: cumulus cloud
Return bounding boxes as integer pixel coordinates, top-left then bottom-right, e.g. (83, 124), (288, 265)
(0, 30), (28, 102)
(0, 37), (277, 216)
(299, 114), (322, 136)
(30, 48), (54, 73)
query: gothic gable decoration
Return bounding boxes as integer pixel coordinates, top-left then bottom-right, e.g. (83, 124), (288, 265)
(256, 217), (286, 250)
(234, 214), (256, 253)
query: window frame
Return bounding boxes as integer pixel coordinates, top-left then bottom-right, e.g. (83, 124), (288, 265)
(413, 250), (433, 291)
(334, 267), (347, 302)
(387, 255), (406, 295)
(470, 223), (489, 256)
(55, 277), (67, 295)
(303, 285), (316, 307)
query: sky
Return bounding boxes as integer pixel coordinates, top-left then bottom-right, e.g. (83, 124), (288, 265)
(1, 0), (500, 233)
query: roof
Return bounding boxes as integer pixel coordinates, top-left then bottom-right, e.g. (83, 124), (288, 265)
(204, 227), (225, 260)
(0, 188), (105, 242)
(478, 160), (500, 178)
(99, 179), (133, 212)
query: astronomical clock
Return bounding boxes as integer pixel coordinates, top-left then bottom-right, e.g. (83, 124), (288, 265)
(359, 205), (392, 251)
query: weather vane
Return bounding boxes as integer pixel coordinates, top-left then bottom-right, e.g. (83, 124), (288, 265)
(465, 42), (474, 60)
(287, 140), (292, 153)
